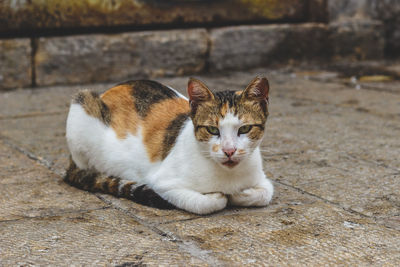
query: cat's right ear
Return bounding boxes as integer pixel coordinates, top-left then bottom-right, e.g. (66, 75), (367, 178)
(187, 78), (214, 112)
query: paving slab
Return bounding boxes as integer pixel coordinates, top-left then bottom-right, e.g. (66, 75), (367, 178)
(159, 186), (400, 266)
(0, 140), (107, 221)
(263, 108), (400, 170)
(0, 140), (212, 266)
(0, 114), (70, 173)
(97, 194), (199, 225)
(0, 209), (209, 266)
(276, 74), (400, 118)
(265, 151), (399, 219)
(0, 83), (109, 118)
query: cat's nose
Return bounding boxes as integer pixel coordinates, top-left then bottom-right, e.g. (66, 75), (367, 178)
(223, 148), (236, 158)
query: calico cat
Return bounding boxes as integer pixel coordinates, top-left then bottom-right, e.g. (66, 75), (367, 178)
(64, 77), (273, 214)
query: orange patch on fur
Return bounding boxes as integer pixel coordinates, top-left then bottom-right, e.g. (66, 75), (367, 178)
(237, 149), (245, 155)
(235, 90), (243, 96)
(220, 102), (229, 117)
(93, 176), (107, 191)
(107, 178), (120, 195)
(212, 144), (220, 152)
(142, 98), (190, 162)
(101, 85), (139, 139)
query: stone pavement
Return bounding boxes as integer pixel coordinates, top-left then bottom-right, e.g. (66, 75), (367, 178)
(1, 63), (400, 266)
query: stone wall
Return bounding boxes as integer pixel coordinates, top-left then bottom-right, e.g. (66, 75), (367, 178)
(32, 24), (331, 87)
(35, 29), (209, 86)
(367, 0), (400, 56)
(0, 0), (399, 90)
(209, 24), (329, 71)
(0, 0), (326, 35)
(0, 39), (31, 89)
(328, 0), (400, 57)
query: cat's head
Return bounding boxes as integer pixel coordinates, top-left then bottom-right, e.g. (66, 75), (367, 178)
(188, 77), (269, 169)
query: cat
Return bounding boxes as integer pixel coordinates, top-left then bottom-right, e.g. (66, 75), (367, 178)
(64, 77), (274, 214)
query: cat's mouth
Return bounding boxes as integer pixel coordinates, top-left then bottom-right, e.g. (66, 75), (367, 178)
(222, 159), (239, 168)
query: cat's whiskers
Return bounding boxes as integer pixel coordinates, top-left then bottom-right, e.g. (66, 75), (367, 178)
(198, 151), (214, 160)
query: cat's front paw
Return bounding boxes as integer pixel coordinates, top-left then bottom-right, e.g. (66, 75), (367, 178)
(229, 187), (272, 207)
(197, 192), (228, 214)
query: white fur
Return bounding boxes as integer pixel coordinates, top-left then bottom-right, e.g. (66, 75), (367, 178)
(66, 104), (159, 183)
(66, 99), (273, 215)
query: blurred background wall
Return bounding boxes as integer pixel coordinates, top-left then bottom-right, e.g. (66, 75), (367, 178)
(0, 0), (399, 90)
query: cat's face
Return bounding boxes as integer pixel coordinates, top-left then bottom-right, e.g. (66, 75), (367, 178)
(188, 77), (269, 169)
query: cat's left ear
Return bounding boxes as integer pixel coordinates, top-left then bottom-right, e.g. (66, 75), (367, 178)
(242, 77), (269, 103)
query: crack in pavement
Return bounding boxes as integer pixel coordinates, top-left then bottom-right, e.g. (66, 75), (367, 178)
(343, 152), (400, 173)
(95, 194), (225, 266)
(342, 81), (400, 94)
(0, 135), (63, 177)
(0, 206), (111, 224)
(0, 110), (65, 120)
(305, 76), (400, 95)
(261, 151), (303, 158)
(273, 180), (400, 232)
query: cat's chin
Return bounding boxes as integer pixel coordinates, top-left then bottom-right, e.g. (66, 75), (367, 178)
(221, 159), (240, 168)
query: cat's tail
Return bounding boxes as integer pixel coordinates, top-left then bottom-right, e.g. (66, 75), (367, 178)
(63, 158), (174, 209)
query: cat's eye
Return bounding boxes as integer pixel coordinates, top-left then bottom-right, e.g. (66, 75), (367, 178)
(238, 125), (253, 135)
(206, 126), (220, 135)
